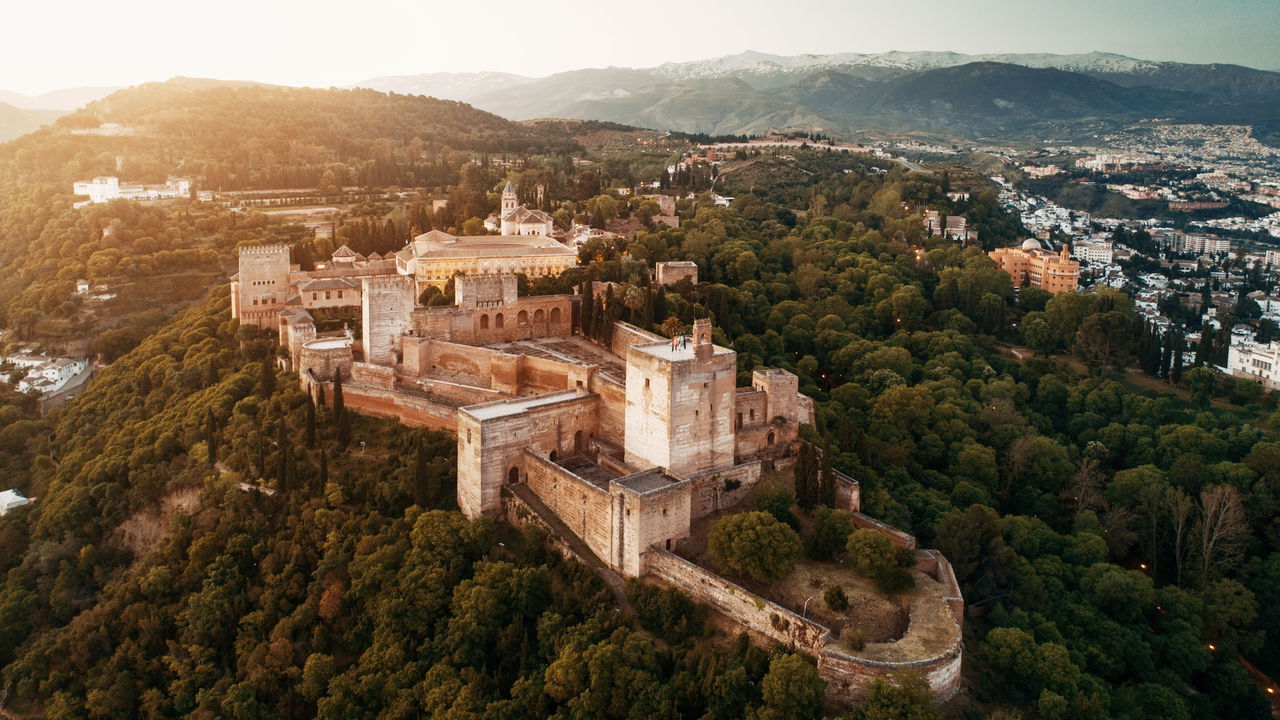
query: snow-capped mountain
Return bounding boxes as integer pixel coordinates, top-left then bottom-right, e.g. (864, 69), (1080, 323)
(351, 71), (533, 103)
(650, 50), (1162, 81)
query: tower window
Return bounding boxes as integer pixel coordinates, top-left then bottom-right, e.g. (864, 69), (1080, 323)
(644, 378), (650, 388)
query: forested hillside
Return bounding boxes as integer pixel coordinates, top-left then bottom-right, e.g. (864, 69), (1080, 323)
(0, 84), (1277, 719)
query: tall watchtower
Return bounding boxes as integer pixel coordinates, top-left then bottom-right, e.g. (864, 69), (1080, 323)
(234, 244), (291, 330)
(624, 319), (737, 476)
(360, 275), (415, 366)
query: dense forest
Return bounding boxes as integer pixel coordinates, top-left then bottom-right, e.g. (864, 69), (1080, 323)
(0, 84), (1278, 719)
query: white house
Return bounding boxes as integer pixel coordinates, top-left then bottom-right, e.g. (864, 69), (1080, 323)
(0, 489), (29, 516)
(72, 176), (192, 204)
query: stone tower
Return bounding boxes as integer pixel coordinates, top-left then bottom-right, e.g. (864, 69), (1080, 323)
(234, 244), (291, 330)
(501, 181), (518, 218)
(624, 320), (737, 476)
(360, 275), (415, 366)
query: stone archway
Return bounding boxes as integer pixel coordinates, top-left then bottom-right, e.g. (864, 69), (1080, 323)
(508, 466), (520, 484)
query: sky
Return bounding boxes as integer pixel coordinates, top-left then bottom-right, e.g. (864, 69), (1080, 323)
(3, 0), (1278, 95)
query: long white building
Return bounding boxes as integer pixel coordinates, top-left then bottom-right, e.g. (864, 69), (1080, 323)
(72, 176), (192, 204)
(1227, 340), (1280, 390)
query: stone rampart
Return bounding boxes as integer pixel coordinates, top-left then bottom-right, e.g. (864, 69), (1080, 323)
(611, 321), (664, 359)
(334, 382), (457, 430)
(687, 461), (762, 518)
(851, 512), (917, 550)
(644, 549), (829, 652)
(818, 642), (963, 706)
(523, 450), (614, 564)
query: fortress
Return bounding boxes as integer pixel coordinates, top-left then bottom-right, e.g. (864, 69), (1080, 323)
(231, 209), (964, 704)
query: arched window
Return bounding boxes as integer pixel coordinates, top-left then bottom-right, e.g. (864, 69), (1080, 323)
(574, 430), (585, 453)
(767, 431), (775, 445)
(518, 310), (529, 325)
(550, 307), (561, 325)
(534, 308), (545, 324)
(480, 314), (489, 329)
(495, 313), (505, 329)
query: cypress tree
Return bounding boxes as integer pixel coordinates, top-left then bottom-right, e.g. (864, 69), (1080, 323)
(1172, 332), (1185, 383)
(276, 422), (289, 488)
(305, 397), (316, 449)
(319, 450), (329, 487)
(795, 441), (818, 510)
(333, 374), (345, 417)
(1159, 331), (1172, 378)
(413, 439), (432, 508)
(337, 407), (351, 450)
(315, 383), (325, 407)
(259, 358), (276, 396)
(819, 438), (836, 508)
(205, 408), (219, 465)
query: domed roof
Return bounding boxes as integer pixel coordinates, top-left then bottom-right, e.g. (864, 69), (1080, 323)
(1020, 238), (1042, 251)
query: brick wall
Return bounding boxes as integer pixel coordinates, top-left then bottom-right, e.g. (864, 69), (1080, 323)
(851, 512), (917, 550)
(611, 321), (665, 358)
(350, 362), (395, 389)
(335, 383), (457, 430)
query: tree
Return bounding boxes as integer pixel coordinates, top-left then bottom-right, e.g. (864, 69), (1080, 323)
(1164, 487), (1194, 586)
(660, 316), (683, 338)
(794, 442), (819, 510)
(818, 438), (837, 508)
(1022, 315), (1055, 357)
(332, 374), (345, 417)
(852, 670), (941, 720)
(305, 396), (316, 449)
(413, 439), (433, 508)
(758, 653), (824, 720)
(846, 529), (899, 580)
(1198, 485), (1248, 582)
(258, 358), (276, 396)
(204, 408), (219, 464)
(807, 507), (855, 561)
(1185, 367), (1216, 409)
(708, 512), (802, 583)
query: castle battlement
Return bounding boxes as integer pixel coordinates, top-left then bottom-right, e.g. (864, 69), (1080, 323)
(238, 243), (290, 256)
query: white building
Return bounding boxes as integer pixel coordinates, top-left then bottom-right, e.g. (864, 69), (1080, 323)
(1227, 341), (1280, 390)
(4, 353), (89, 396)
(0, 489), (29, 516)
(497, 182), (554, 237)
(72, 176), (192, 204)
(1072, 240), (1114, 266)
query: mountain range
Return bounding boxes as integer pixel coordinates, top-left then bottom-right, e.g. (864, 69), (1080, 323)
(4, 50), (1279, 145)
(351, 50), (1280, 143)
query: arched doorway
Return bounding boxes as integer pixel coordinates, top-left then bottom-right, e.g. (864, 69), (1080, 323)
(549, 450), (558, 461)
(534, 308), (545, 324)
(480, 314), (489, 329)
(550, 307), (561, 325)
(574, 430), (585, 454)
(766, 431), (775, 445)
(495, 313), (505, 329)
(508, 467), (520, 484)
(518, 310), (529, 325)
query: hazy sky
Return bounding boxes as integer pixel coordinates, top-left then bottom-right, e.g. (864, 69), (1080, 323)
(4, 0), (1277, 94)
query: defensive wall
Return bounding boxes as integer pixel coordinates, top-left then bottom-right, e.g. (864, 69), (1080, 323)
(644, 546), (963, 705)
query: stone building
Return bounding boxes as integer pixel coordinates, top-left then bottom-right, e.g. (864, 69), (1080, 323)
(395, 229), (578, 292)
(989, 239), (1080, 294)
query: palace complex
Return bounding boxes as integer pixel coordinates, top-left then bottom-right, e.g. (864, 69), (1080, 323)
(230, 194), (964, 704)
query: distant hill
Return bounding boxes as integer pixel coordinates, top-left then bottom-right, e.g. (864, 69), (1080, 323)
(0, 102), (65, 143)
(355, 50), (1280, 143)
(352, 71), (532, 103)
(0, 85), (120, 110)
